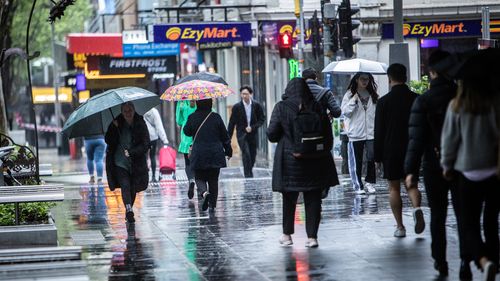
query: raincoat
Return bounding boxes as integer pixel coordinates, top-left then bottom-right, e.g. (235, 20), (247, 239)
(176, 101), (197, 154)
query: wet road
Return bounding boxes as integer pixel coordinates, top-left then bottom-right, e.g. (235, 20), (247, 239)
(49, 167), (489, 281)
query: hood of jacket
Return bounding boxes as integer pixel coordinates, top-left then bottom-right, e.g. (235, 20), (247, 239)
(282, 78), (313, 105)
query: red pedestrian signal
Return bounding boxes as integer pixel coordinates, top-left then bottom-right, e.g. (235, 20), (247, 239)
(279, 32), (293, 59)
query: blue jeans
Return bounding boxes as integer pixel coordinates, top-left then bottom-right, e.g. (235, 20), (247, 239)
(84, 138), (106, 178)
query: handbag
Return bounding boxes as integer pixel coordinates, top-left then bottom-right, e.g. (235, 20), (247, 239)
(188, 112), (212, 158)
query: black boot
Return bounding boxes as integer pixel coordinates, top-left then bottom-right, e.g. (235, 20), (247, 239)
(434, 261), (448, 277)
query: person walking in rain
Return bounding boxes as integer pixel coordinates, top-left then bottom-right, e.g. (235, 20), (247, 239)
(441, 61), (500, 281)
(176, 100), (197, 199)
(404, 50), (470, 278)
(84, 134), (106, 184)
(143, 107), (169, 182)
(267, 78), (339, 248)
(227, 86), (265, 178)
(374, 63), (424, 238)
(303, 67), (342, 119)
(341, 72), (378, 195)
(105, 102), (150, 223)
(184, 98), (232, 212)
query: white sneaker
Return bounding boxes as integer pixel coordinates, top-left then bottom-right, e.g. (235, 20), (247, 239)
(305, 238), (318, 248)
(365, 183), (376, 194)
(355, 189), (366, 195)
(279, 235), (293, 246)
(394, 227), (406, 238)
(413, 207), (426, 234)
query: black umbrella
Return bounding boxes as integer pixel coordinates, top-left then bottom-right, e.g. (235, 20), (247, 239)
(174, 72), (228, 86)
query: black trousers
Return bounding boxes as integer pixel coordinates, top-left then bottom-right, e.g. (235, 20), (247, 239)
(148, 139), (158, 177)
(183, 153), (194, 181)
(282, 189), (323, 238)
(238, 135), (257, 178)
(340, 134), (349, 174)
(195, 168), (220, 208)
(115, 167), (137, 207)
(423, 169), (467, 263)
(458, 174), (500, 265)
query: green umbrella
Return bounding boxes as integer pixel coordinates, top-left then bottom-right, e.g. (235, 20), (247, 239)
(62, 87), (160, 139)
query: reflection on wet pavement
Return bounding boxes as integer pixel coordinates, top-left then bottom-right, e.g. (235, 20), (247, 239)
(50, 171), (482, 281)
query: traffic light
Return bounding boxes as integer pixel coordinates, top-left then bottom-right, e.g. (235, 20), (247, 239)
(338, 0), (360, 58)
(309, 10), (322, 60)
(329, 20), (339, 54)
(278, 32), (293, 59)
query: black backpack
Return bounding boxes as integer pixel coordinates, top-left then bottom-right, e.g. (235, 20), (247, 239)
(284, 100), (331, 159)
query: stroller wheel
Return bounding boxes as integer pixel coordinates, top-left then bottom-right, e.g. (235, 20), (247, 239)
(172, 173), (176, 180)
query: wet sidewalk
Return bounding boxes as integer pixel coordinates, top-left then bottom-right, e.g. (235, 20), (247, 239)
(42, 165), (492, 281)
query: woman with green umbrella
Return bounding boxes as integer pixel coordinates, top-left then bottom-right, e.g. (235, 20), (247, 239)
(176, 100), (197, 199)
(105, 102), (150, 223)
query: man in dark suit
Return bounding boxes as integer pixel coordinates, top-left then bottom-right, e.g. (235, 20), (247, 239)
(374, 63), (425, 238)
(228, 86), (265, 178)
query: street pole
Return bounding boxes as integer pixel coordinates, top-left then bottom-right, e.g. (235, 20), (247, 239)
(482, 7), (490, 40)
(389, 0), (410, 80)
(295, 0), (305, 76)
(50, 23), (62, 153)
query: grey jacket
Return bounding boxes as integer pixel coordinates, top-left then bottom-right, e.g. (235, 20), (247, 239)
(441, 103), (499, 172)
(306, 79), (342, 118)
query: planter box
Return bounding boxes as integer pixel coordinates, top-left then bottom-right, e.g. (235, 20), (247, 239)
(0, 217), (57, 246)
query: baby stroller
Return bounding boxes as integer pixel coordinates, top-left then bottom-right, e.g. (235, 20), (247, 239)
(159, 145), (176, 180)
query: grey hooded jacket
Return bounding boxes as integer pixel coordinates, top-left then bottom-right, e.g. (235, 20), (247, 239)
(306, 79), (342, 118)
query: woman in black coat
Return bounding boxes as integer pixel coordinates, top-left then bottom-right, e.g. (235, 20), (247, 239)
(267, 78), (339, 248)
(184, 99), (232, 212)
(105, 102), (150, 223)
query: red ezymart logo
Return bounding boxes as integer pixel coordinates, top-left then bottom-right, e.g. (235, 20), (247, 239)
(165, 26), (240, 42)
(403, 22), (466, 37)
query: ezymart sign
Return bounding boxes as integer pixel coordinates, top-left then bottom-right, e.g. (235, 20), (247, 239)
(153, 22), (252, 43)
(381, 19), (495, 39)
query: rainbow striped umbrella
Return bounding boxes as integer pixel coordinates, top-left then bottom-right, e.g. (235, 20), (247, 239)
(161, 80), (235, 101)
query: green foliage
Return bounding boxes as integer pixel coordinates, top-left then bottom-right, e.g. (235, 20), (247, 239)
(410, 75), (430, 95)
(8, 0), (92, 90)
(0, 202), (56, 226)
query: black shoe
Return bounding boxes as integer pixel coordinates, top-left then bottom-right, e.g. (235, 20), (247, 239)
(434, 261), (448, 277)
(201, 192), (210, 211)
(459, 260), (472, 281)
(126, 211), (135, 223)
(188, 182), (195, 199)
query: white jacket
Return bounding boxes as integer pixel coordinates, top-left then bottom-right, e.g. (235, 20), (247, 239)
(340, 90), (376, 141)
(143, 108), (169, 144)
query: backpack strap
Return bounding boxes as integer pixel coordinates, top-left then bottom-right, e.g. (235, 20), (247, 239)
(316, 88), (330, 103)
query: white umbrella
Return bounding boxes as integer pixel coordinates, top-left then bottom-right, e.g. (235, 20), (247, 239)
(322, 58), (388, 75)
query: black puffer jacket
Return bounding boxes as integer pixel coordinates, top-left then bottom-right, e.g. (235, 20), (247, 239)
(184, 109), (232, 170)
(105, 113), (150, 192)
(404, 77), (457, 175)
(267, 78), (339, 192)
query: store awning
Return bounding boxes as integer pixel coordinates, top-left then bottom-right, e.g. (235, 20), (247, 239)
(66, 33), (123, 57)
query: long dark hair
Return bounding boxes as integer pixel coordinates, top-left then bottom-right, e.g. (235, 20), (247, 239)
(452, 77), (495, 114)
(347, 72), (379, 104)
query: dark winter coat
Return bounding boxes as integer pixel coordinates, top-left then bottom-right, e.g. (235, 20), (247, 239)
(267, 78), (339, 192)
(184, 109), (232, 170)
(105, 113), (150, 192)
(306, 79), (342, 118)
(374, 84), (418, 164)
(404, 77), (457, 175)
(227, 100), (265, 141)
